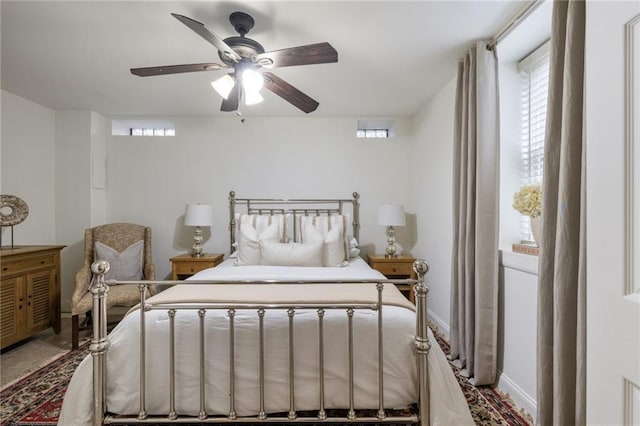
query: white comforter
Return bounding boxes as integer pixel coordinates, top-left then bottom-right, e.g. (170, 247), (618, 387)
(59, 259), (472, 425)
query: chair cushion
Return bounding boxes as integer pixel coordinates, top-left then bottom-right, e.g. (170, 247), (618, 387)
(95, 240), (144, 282)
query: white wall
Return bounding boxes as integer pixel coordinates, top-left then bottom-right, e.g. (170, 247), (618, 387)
(409, 77), (456, 335)
(90, 111), (107, 226)
(55, 111), (93, 309)
(498, 252), (538, 416)
(107, 116), (413, 280)
(0, 90), (56, 245)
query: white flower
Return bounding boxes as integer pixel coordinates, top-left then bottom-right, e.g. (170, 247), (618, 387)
(512, 184), (542, 218)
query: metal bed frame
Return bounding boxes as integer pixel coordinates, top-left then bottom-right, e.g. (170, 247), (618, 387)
(87, 192), (432, 425)
(229, 190), (361, 249)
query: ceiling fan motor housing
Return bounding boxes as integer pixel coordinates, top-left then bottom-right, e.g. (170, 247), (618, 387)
(220, 36), (265, 64)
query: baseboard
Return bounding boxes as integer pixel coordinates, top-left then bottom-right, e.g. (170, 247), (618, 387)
(496, 370), (537, 422)
(427, 309), (450, 339)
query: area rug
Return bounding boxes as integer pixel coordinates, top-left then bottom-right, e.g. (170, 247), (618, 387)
(1, 333), (532, 425)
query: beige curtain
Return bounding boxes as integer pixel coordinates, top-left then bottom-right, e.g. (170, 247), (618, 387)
(450, 41), (500, 386)
(537, 0), (586, 424)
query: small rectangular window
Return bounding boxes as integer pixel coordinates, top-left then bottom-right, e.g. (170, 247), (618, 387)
(356, 119), (394, 138)
(356, 128), (389, 138)
(113, 119), (176, 137)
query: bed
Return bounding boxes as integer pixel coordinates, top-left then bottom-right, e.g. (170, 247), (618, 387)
(59, 192), (472, 425)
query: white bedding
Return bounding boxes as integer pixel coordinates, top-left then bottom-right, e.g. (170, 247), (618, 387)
(59, 259), (472, 425)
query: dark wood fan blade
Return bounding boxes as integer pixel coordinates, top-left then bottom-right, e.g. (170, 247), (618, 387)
(130, 63), (227, 77)
(256, 42), (338, 68)
(221, 84), (240, 112)
(263, 72), (319, 113)
(171, 13), (241, 63)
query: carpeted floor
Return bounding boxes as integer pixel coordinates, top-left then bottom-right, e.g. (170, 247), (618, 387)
(0, 330), (532, 425)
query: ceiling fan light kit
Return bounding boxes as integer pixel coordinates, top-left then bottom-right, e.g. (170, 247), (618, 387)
(130, 11), (338, 114)
(211, 74), (235, 99)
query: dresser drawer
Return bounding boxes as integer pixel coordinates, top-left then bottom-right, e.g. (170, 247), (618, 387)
(1, 253), (56, 276)
(373, 261), (413, 277)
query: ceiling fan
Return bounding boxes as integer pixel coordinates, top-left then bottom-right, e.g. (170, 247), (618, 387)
(130, 11), (338, 114)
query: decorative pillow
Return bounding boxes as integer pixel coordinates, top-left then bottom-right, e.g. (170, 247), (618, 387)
(260, 240), (323, 267)
(298, 215), (349, 265)
(302, 225), (348, 267)
(235, 223), (281, 266)
(94, 240), (144, 282)
(234, 214), (286, 244)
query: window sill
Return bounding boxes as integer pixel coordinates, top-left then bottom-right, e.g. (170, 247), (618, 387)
(499, 249), (539, 275)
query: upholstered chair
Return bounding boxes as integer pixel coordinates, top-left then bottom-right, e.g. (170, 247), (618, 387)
(71, 223), (155, 349)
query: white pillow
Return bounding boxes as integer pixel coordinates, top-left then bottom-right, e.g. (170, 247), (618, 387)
(302, 225), (348, 267)
(298, 215), (349, 264)
(94, 240), (144, 282)
(235, 223), (281, 265)
(234, 214), (286, 243)
(260, 240), (323, 267)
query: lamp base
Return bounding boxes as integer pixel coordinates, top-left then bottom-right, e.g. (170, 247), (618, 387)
(385, 226), (398, 257)
(191, 226), (204, 257)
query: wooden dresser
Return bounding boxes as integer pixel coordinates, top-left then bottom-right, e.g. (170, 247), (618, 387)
(0, 245), (64, 349)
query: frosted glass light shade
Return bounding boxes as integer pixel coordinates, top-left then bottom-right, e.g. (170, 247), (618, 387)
(377, 204), (406, 227)
(211, 74), (235, 99)
(242, 69), (264, 92)
(184, 204), (213, 227)
(245, 90), (264, 105)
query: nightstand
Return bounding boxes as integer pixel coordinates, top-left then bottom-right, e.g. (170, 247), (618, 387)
(170, 253), (224, 280)
(367, 254), (417, 303)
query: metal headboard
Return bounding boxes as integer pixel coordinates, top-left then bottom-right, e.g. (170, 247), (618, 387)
(229, 191), (360, 252)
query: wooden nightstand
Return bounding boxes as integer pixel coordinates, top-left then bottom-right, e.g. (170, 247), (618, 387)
(367, 254), (417, 303)
(170, 253), (224, 280)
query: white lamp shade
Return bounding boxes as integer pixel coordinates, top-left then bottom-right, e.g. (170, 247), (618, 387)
(211, 74), (235, 99)
(377, 204), (406, 226)
(245, 90), (264, 105)
(242, 69), (264, 92)
(184, 204), (213, 227)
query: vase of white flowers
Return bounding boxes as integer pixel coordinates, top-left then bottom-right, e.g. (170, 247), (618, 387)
(513, 184), (543, 246)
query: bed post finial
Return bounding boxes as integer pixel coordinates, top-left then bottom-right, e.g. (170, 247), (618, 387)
(413, 259), (431, 426)
(89, 260), (110, 426)
(229, 191), (237, 253)
(352, 192), (360, 242)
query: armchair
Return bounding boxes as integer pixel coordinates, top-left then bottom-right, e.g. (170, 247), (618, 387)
(71, 223), (155, 349)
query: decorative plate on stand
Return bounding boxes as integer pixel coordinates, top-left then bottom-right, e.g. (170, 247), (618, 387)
(0, 194), (29, 226)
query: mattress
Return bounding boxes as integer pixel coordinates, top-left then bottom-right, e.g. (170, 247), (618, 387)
(59, 258), (473, 425)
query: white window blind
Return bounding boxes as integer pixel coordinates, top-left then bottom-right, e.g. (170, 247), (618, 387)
(518, 41), (550, 240)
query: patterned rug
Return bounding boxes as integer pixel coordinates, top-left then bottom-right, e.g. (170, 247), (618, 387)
(0, 333), (532, 425)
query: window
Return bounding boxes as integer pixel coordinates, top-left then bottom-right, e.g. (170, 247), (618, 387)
(356, 129), (388, 138)
(111, 119), (175, 137)
(356, 119), (395, 138)
(518, 41), (550, 240)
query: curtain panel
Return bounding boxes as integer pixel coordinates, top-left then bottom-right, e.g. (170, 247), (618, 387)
(450, 41), (500, 386)
(536, 0), (587, 424)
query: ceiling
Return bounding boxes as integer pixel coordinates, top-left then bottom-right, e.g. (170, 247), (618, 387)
(1, 1), (532, 118)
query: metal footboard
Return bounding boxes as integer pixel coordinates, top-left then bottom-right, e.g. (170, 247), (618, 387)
(88, 260), (431, 425)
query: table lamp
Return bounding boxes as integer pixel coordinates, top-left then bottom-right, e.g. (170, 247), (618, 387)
(184, 204), (213, 257)
(377, 204), (406, 257)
